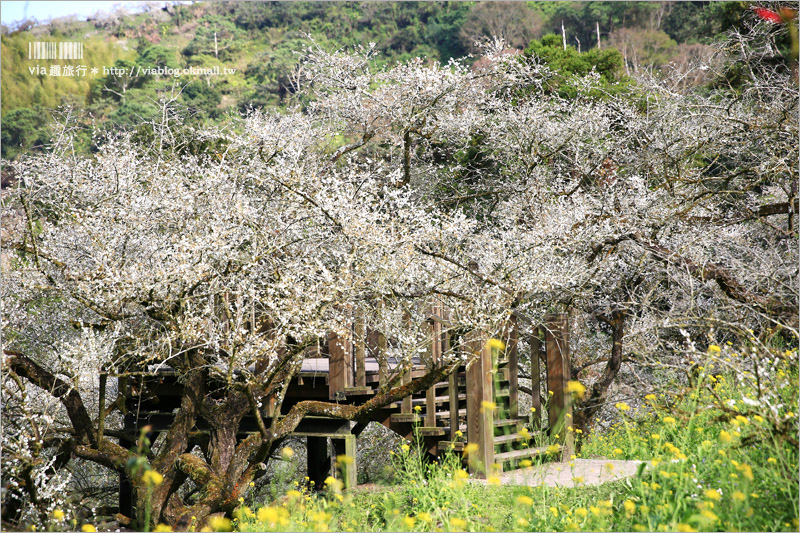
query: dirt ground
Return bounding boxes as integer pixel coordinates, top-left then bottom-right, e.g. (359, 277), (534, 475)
(473, 458), (646, 488)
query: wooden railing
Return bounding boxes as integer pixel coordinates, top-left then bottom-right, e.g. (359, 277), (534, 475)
(324, 308), (575, 475)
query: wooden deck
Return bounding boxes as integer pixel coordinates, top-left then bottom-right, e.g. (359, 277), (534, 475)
(120, 312), (575, 517)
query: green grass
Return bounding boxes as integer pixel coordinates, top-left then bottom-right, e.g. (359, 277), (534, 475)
(230, 344), (798, 532)
(73, 343), (795, 532)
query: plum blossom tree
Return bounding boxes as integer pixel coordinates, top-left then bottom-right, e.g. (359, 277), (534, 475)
(2, 12), (797, 529)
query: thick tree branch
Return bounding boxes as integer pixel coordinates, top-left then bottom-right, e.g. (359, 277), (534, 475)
(5, 351), (97, 448)
(632, 233), (798, 320)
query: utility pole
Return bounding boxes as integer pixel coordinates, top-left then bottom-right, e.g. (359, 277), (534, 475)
(596, 21), (601, 48)
(561, 20), (567, 51)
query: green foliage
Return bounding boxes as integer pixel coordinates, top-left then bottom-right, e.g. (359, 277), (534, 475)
(221, 347), (800, 533)
(524, 34), (630, 98)
(182, 80), (222, 119)
(0, 2), (759, 157)
(662, 1), (747, 44)
(0, 106), (50, 159)
(183, 15), (245, 61)
(584, 345), (799, 532)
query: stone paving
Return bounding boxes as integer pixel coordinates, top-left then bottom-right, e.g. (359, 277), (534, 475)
(474, 458), (646, 488)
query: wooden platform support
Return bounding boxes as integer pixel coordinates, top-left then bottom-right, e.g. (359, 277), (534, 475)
(354, 311), (366, 388)
(506, 315), (519, 420)
(530, 327), (542, 433)
(328, 331), (353, 400)
(332, 434), (357, 489)
(118, 413), (136, 521)
(307, 433), (357, 490)
(545, 313), (574, 460)
(425, 306), (442, 428)
(466, 336), (494, 478)
(307, 436), (330, 489)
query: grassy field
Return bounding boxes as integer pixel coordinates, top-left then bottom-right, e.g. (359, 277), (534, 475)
(54, 345), (797, 533)
(219, 346), (797, 532)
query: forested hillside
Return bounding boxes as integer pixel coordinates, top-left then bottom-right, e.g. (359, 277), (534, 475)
(1, 3), (797, 532)
(0, 1), (758, 159)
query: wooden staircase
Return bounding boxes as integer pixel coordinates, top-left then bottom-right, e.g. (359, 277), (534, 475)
(374, 312), (574, 477)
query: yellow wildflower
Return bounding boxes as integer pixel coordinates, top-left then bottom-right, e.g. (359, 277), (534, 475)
(737, 463), (754, 481)
(704, 489), (721, 501)
(708, 345), (721, 353)
(487, 475), (501, 486)
(464, 443), (479, 455)
(154, 525), (173, 532)
(549, 506), (559, 517)
(282, 447), (295, 459)
(732, 491), (746, 502)
(257, 506), (278, 524)
(517, 495), (534, 506)
(663, 416), (676, 424)
(566, 380), (587, 397)
(613, 448), (623, 456)
(142, 470), (164, 487)
(401, 444), (410, 452)
(546, 444), (561, 454)
(645, 394), (657, 401)
(52, 510), (65, 520)
(623, 500), (636, 514)
(449, 517), (467, 531)
(486, 338), (505, 351)
(719, 430), (732, 444)
(575, 507), (588, 518)
(676, 524), (697, 532)
(481, 400), (497, 412)
(767, 457), (777, 464)
(81, 526), (97, 533)
(615, 402), (630, 411)
(403, 516), (415, 529)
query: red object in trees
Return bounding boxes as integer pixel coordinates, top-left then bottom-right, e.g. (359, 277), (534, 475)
(753, 7), (784, 24)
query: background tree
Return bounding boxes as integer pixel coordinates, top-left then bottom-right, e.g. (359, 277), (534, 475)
(459, 2), (543, 52)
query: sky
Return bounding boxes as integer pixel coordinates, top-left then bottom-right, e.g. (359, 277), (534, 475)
(1, 1), (173, 26)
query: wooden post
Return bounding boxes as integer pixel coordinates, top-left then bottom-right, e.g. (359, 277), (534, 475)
(329, 330), (352, 400)
(425, 305), (441, 428)
(377, 329), (388, 387)
(118, 411), (136, 520)
(307, 436), (329, 490)
(354, 311), (366, 388)
(466, 336), (494, 477)
(545, 313), (574, 460)
(444, 311), (460, 440)
(507, 315), (519, 420)
(401, 310), (413, 414)
(401, 368), (412, 414)
(530, 327), (542, 433)
(332, 435), (357, 489)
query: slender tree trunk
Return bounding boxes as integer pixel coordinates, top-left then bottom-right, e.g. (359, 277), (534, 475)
(573, 310), (625, 437)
